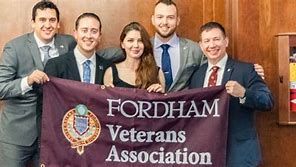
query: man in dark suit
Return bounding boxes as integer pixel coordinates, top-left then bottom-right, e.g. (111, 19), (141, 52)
(0, 1), (76, 166)
(190, 22), (274, 167)
(44, 12), (110, 84)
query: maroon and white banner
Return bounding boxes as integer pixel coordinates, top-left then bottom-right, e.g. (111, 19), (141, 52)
(40, 77), (229, 167)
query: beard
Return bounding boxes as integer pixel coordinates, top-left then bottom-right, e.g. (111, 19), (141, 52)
(155, 27), (176, 39)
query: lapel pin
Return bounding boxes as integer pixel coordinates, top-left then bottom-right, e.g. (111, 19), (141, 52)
(99, 65), (103, 70)
(227, 68), (231, 72)
(60, 45), (64, 48)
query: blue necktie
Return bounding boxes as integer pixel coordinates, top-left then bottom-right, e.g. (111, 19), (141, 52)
(160, 44), (173, 91)
(83, 60), (91, 83)
(41, 45), (51, 65)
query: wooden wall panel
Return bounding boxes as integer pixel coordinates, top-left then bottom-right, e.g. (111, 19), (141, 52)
(234, 0), (296, 166)
(0, 0), (33, 50)
(175, 0), (203, 42)
(57, 0), (156, 49)
(0, 0), (206, 50)
(2, 0), (296, 166)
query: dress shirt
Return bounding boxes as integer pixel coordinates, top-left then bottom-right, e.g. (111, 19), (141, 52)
(74, 47), (96, 84)
(153, 33), (180, 80)
(34, 33), (59, 61)
(203, 54), (228, 87)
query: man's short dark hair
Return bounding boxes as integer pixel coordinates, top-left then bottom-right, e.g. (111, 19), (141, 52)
(32, 0), (60, 22)
(200, 21), (226, 37)
(155, 0), (178, 15)
(75, 13), (102, 32)
(155, 0), (177, 6)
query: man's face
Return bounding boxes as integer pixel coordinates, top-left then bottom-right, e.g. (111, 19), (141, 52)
(74, 17), (101, 57)
(152, 3), (180, 40)
(31, 8), (59, 44)
(199, 28), (229, 64)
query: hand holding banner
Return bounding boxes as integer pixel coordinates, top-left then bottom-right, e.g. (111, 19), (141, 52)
(40, 77), (229, 167)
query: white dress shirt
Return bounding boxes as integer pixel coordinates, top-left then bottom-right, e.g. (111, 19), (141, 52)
(153, 33), (180, 80)
(203, 54), (228, 87)
(34, 33), (59, 61)
(74, 47), (96, 84)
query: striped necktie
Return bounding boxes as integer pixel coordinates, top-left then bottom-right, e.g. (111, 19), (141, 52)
(160, 44), (173, 91)
(41, 45), (51, 65)
(83, 60), (91, 83)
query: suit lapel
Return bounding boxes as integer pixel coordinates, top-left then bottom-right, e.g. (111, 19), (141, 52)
(27, 33), (44, 70)
(168, 38), (188, 91)
(197, 64), (208, 87)
(94, 54), (104, 84)
(222, 57), (235, 85)
(54, 35), (68, 55)
(66, 52), (81, 81)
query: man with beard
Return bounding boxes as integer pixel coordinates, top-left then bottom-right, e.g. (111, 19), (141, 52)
(151, 0), (204, 92)
(0, 1), (76, 166)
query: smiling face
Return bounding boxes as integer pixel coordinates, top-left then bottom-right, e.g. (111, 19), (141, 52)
(74, 16), (101, 58)
(121, 30), (144, 59)
(199, 28), (229, 65)
(151, 3), (180, 42)
(31, 8), (60, 44)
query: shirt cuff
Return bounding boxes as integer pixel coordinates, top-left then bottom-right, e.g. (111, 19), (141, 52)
(21, 76), (32, 94)
(239, 96), (246, 104)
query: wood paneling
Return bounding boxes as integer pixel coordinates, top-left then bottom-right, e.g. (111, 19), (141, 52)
(0, 0), (33, 50)
(234, 0), (296, 166)
(1, 0), (296, 166)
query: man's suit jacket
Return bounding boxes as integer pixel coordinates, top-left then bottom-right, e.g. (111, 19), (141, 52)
(160, 37), (204, 92)
(0, 33), (76, 146)
(99, 36), (205, 92)
(189, 57), (274, 167)
(44, 51), (111, 84)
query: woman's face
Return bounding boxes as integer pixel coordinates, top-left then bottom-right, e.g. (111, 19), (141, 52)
(121, 30), (144, 59)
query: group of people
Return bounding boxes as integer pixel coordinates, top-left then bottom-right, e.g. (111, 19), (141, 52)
(0, 0), (273, 167)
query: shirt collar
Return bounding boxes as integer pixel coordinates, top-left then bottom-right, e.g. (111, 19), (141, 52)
(74, 47), (96, 65)
(154, 33), (179, 49)
(34, 32), (55, 49)
(207, 54), (228, 72)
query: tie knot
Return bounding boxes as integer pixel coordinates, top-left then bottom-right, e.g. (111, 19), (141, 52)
(211, 66), (219, 72)
(160, 44), (170, 51)
(83, 60), (91, 66)
(40, 45), (51, 52)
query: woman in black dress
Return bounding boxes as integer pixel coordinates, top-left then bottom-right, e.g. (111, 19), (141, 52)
(104, 22), (165, 93)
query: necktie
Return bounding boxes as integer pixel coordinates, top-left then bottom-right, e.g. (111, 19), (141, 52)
(208, 66), (219, 87)
(83, 60), (91, 83)
(160, 44), (173, 91)
(40, 45), (51, 65)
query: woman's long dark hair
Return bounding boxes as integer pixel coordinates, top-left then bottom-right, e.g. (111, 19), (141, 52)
(120, 22), (160, 89)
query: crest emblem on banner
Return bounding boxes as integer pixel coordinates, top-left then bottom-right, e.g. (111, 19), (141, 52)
(62, 104), (101, 155)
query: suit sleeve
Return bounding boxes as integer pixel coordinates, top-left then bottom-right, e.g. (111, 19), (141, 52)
(97, 47), (124, 63)
(0, 42), (23, 99)
(67, 36), (77, 51)
(192, 42), (206, 67)
(241, 66), (274, 111)
(44, 58), (58, 77)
